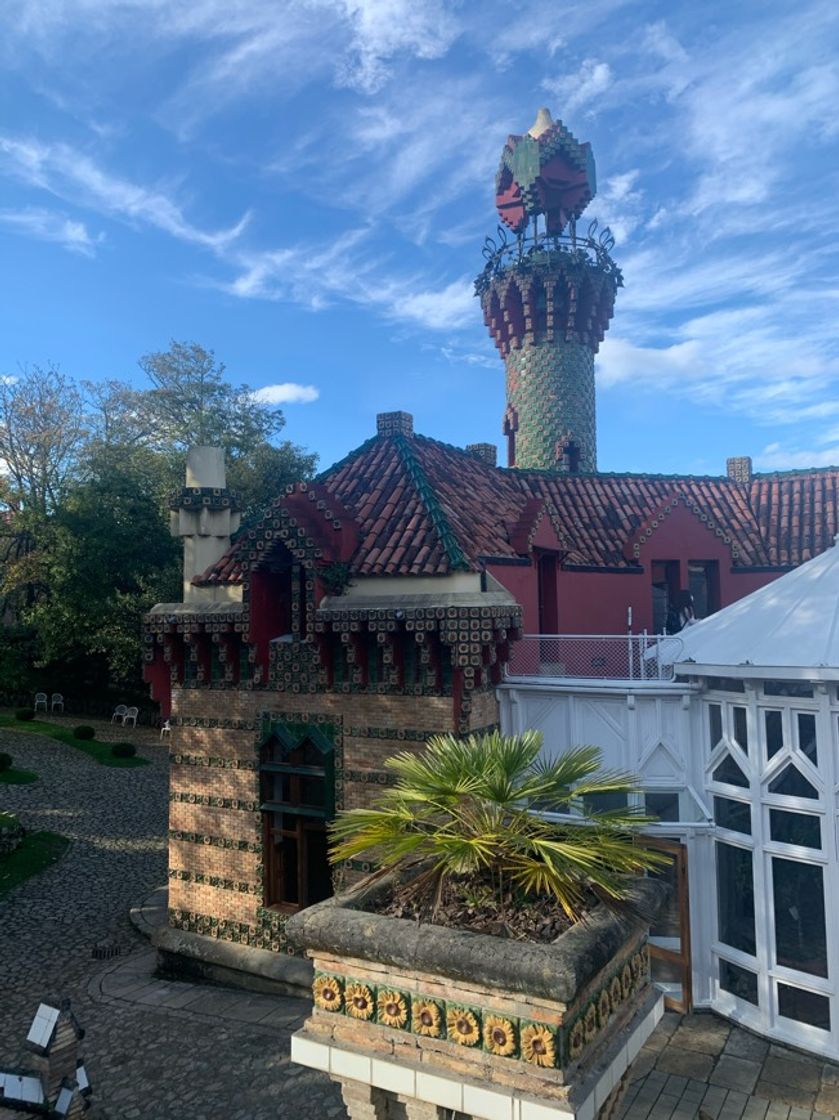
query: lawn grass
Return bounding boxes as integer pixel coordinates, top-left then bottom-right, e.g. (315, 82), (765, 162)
(0, 715), (149, 767)
(0, 830), (70, 897)
(0, 767), (39, 784)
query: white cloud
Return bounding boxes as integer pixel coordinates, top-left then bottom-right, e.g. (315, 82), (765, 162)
(756, 442), (839, 471)
(251, 382), (319, 404)
(542, 58), (613, 114)
(0, 133), (249, 250)
(0, 207), (102, 255)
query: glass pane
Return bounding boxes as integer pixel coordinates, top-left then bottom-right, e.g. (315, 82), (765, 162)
(733, 706), (749, 755)
(649, 853), (680, 940)
(797, 713), (817, 766)
(713, 753), (749, 788)
(645, 792), (680, 821)
(764, 681), (814, 698)
(720, 959), (759, 1006)
(707, 677), (745, 693)
(716, 842), (755, 955)
(282, 835), (299, 905)
(651, 953), (683, 1003)
(301, 776), (326, 807)
(770, 809), (821, 850)
(709, 704), (723, 749)
(714, 796), (751, 835)
(305, 827), (332, 905)
(773, 858), (827, 977)
(768, 764), (818, 800)
(778, 984), (831, 1030)
(765, 711), (784, 758)
(583, 791), (629, 814)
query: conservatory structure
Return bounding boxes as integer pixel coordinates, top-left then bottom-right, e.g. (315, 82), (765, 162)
(500, 539), (839, 1059)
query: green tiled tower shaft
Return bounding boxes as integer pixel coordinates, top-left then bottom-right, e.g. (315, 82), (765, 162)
(476, 109), (622, 472)
(505, 340), (595, 471)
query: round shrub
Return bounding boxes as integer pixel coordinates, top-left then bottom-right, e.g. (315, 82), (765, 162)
(15, 708), (35, 721)
(0, 752), (12, 771)
(73, 725), (96, 741)
(111, 742), (136, 759)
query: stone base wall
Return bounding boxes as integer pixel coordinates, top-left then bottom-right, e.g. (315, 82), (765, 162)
(166, 684), (500, 953)
(301, 939), (650, 1101)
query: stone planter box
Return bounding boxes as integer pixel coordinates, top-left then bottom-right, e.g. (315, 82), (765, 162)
(286, 876), (667, 1120)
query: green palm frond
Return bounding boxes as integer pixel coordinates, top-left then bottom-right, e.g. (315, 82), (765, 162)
(328, 730), (664, 921)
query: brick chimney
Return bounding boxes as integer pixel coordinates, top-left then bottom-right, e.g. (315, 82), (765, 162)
(376, 411), (414, 437)
(170, 447), (241, 603)
(466, 443), (498, 466)
(726, 456), (753, 484)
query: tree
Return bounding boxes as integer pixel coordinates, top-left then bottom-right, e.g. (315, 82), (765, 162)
(0, 365), (87, 515)
(23, 461), (180, 692)
(134, 340), (284, 452)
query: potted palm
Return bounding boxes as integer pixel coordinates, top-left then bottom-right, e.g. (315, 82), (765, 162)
(287, 731), (668, 1120)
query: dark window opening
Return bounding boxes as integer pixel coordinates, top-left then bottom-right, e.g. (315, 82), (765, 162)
(536, 552), (559, 634)
(720, 959), (759, 1006)
(733, 706), (749, 755)
(714, 796), (751, 835)
(583, 791), (629, 815)
(797, 712), (818, 766)
(561, 442), (580, 474)
(708, 704), (723, 750)
(688, 560), (720, 619)
(651, 560), (679, 635)
(768, 764), (818, 800)
(716, 841), (756, 955)
(770, 809), (821, 850)
(772, 858), (827, 977)
(778, 984), (831, 1030)
(764, 681), (814, 698)
(765, 711), (784, 759)
(706, 677), (746, 693)
(261, 732), (334, 911)
(713, 752), (748, 789)
(645, 791), (680, 821)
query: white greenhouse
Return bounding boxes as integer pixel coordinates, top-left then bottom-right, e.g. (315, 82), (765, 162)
(500, 539), (839, 1058)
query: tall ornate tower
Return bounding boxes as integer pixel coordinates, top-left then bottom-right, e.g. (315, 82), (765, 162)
(475, 108), (622, 472)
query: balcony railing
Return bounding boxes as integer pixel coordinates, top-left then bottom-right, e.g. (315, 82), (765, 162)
(505, 634), (683, 683)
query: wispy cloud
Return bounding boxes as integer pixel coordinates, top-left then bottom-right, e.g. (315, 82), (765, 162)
(0, 134), (249, 249)
(251, 382), (319, 404)
(542, 58), (613, 115)
(0, 207), (102, 255)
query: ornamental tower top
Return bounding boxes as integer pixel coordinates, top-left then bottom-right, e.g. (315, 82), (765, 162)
(475, 109), (622, 472)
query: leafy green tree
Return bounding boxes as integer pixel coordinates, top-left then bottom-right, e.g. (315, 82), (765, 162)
(22, 463), (180, 693)
(329, 731), (664, 920)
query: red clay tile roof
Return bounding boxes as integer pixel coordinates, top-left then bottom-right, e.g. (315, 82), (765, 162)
(194, 429), (839, 586)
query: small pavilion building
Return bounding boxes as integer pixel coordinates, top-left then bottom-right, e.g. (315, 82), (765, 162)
(502, 538), (839, 1058)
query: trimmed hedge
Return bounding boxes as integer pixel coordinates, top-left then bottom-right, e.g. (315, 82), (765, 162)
(111, 742), (137, 759)
(72, 725), (96, 741)
(14, 709), (34, 721)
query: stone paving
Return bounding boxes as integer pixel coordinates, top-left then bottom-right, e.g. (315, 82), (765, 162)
(621, 1008), (839, 1120)
(0, 728), (343, 1120)
(2, 725), (838, 1120)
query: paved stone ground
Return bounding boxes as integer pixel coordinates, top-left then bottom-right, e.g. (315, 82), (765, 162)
(2, 726), (838, 1120)
(0, 729), (343, 1120)
(621, 1008), (839, 1120)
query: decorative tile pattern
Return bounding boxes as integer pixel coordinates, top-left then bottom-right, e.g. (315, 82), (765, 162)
(310, 943), (649, 1071)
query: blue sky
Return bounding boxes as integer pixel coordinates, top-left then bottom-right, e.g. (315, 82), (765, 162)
(1, 0), (838, 477)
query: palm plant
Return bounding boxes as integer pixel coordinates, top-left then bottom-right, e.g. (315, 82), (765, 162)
(329, 730), (666, 922)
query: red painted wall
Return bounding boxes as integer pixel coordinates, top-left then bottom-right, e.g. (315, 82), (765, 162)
(490, 502), (787, 635)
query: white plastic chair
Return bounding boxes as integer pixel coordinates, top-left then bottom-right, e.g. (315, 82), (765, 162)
(111, 704), (128, 723)
(34, 693), (47, 713)
(123, 706), (139, 728)
(160, 719), (171, 741)
(50, 693), (64, 713)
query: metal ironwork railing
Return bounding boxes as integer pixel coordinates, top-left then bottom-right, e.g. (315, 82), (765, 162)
(505, 633), (684, 682)
(474, 218), (623, 295)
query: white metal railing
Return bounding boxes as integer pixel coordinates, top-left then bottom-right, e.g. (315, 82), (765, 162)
(505, 633), (683, 682)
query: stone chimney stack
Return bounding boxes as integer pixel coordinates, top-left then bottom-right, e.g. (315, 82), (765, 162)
(170, 447), (240, 603)
(726, 456), (753, 484)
